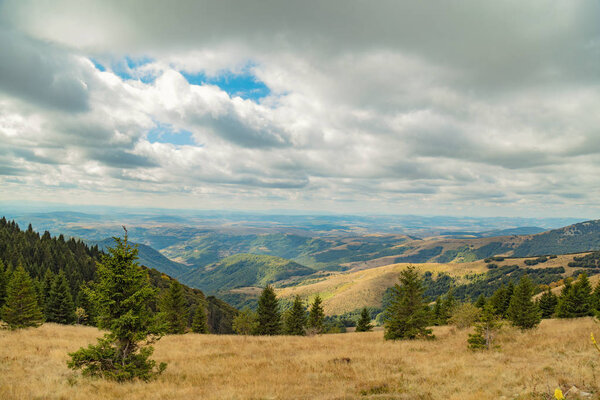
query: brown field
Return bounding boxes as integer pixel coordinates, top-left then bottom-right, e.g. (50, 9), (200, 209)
(2, 319), (599, 399)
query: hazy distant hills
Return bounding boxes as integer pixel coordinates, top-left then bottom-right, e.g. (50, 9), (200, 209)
(179, 253), (314, 294)
(92, 238), (190, 279)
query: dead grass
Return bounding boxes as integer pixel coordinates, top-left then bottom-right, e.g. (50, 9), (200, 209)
(1, 319), (599, 399)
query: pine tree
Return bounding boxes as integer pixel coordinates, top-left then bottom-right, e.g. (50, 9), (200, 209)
(233, 307), (259, 335)
(255, 285), (281, 335)
(307, 295), (325, 334)
(556, 278), (574, 318)
(571, 273), (593, 317)
(1, 266), (43, 329)
(284, 295), (307, 335)
(355, 307), (373, 332)
(507, 275), (541, 330)
(468, 303), (501, 350)
(592, 281), (600, 313)
(41, 268), (55, 318)
(384, 266), (433, 340)
(538, 288), (558, 318)
(192, 304), (208, 334)
(474, 294), (486, 309)
(161, 280), (188, 334)
(556, 274), (594, 318)
(47, 270), (76, 324)
(490, 283), (513, 317)
(0, 260), (6, 309)
(68, 230), (166, 381)
(432, 296), (443, 325)
(440, 289), (456, 324)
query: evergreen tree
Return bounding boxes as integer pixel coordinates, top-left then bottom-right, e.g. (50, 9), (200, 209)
(355, 307), (373, 332)
(191, 304), (208, 334)
(75, 284), (96, 325)
(440, 289), (456, 324)
(233, 307), (259, 335)
(474, 294), (486, 309)
(1, 266), (43, 329)
(468, 303), (501, 350)
(283, 295), (307, 335)
(255, 285), (281, 335)
(432, 296), (443, 325)
(47, 270), (76, 324)
(384, 266), (433, 340)
(571, 273), (593, 316)
(490, 283), (513, 317)
(556, 274), (594, 318)
(538, 288), (558, 319)
(592, 281), (600, 313)
(41, 268), (55, 317)
(507, 275), (541, 330)
(307, 295), (325, 334)
(161, 280), (188, 334)
(68, 231), (166, 381)
(0, 260), (6, 309)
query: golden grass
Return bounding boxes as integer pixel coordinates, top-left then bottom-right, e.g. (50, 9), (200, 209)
(2, 319), (599, 399)
(277, 253), (591, 315)
(277, 262), (486, 315)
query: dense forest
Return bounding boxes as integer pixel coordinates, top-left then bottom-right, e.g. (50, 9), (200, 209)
(0, 218), (237, 333)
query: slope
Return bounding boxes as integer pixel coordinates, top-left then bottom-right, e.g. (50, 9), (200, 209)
(93, 238), (190, 278)
(179, 253), (314, 294)
(512, 219), (600, 257)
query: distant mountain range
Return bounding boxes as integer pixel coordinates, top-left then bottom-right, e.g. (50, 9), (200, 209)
(91, 238), (190, 278)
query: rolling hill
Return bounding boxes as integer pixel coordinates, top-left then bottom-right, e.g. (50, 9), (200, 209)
(275, 252), (594, 316)
(178, 253), (315, 294)
(511, 220), (600, 257)
(92, 238), (190, 278)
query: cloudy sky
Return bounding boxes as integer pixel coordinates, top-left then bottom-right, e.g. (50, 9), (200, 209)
(0, 1), (599, 217)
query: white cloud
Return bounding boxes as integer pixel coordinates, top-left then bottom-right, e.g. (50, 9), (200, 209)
(0, 1), (599, 216)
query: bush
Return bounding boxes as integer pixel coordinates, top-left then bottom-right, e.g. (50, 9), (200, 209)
(449, 303), (481, 329)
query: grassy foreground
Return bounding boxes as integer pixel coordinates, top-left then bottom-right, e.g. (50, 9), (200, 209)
(1, 319), (599, 399)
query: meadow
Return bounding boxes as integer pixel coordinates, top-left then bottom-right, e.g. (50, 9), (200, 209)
(1, 319), (599, 399)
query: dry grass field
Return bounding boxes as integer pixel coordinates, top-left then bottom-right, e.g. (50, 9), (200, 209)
(2, 319), (600, 399)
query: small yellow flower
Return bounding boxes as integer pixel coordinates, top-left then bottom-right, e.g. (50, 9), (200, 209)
(554, 388), (565, 400)
(592, 332), (600, 353)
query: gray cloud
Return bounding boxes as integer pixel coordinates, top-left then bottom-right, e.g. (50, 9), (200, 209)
(0, 1), (599, 216)
(0, 29), (89, 111)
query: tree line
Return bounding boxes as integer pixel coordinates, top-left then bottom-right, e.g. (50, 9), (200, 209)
(231, 287), (373, 336)
(381, 265), (600, 350)
(0, 219), (235, 333)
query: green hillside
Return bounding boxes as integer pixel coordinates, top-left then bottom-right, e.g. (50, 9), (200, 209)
(512, 220), (600, 257)
(93, 238), (190, 278)
(0, 218), (237, 333)
(179, 253), (314, 294)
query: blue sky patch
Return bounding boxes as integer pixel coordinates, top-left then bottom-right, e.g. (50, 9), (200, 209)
(90, 58), (106, 72)
(108, 56), (156, 83)
(147, 124), (196, 146)
(181, 68), (270, 101)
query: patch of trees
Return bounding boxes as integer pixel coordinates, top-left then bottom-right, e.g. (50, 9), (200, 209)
(568, 251), (600, 269)
(523, 256), (549, 266)
(0, 218), (236, 333)
(451, 265), (565, 300)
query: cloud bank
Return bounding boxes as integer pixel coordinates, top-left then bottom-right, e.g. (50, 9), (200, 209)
(0, 1), (599, 216)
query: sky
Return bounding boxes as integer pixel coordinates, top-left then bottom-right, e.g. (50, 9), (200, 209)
(0, 1), (599, 217)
